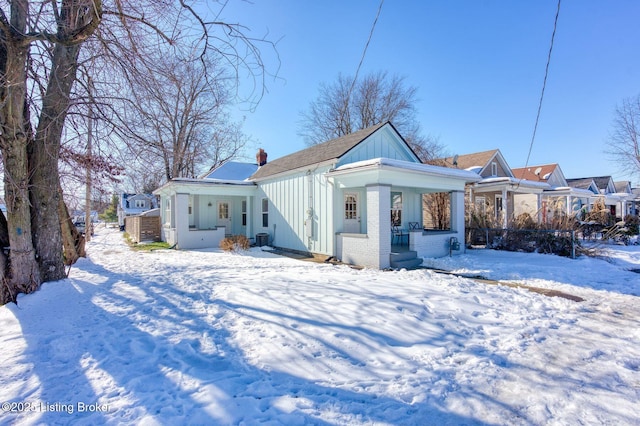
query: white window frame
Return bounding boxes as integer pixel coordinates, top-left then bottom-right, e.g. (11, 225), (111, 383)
(495, 195), (503, 220)
(261, 198), (269, 228)
(241, 200), (247, 227)
(164, 198), (171, 226)
(391, 191), (403, 226)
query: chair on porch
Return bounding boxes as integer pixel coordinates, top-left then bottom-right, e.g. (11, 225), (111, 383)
(409, 222), (421, 231)
(392, 225), (409, 246)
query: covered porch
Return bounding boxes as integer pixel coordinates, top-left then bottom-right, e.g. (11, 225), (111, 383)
(328, 158), (479, 269)
(469, 178), (549, 228)
(153, 179), (257, 249)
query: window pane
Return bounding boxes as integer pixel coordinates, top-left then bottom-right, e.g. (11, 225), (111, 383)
(345, 194), (357, 219)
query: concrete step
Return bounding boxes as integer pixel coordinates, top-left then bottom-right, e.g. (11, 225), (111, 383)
(390, 250), (418, 262)
(390, 257), (423, 270)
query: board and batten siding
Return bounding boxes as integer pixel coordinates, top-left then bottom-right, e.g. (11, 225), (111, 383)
(338, 126), (417, 166)
(255, 165), (334, 256)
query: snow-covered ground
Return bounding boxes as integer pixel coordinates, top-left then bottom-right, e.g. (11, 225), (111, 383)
(1, 226), (639, 425)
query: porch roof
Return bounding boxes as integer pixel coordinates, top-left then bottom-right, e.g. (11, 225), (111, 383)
(472, 176), (550, 193)
(544, 186), (596, 198)
(153, 178), (257, 197)
(326, 157), (480, 191)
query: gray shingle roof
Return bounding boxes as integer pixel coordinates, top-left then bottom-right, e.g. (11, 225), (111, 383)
(566, 178), (595, 190)
(440, 149), (499, 171)
(250, 122), (388, 180)
(614, 181), (631, 193)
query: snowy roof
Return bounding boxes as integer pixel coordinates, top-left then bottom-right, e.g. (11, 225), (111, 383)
(330, 157), (482, 181)
(476, 176), (550, 189)
(545, 186), (595, 197)
(202, 161), (259, 181)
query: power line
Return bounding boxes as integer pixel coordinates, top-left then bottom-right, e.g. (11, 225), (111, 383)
(521, 0), (562, 179)
(338, 0), (385, 132)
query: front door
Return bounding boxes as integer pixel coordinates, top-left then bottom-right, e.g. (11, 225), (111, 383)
(344, 193), (360, 233)
(217, 201), (232, 234)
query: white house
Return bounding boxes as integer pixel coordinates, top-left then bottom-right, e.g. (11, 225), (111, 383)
(153, 122), (480, 269)
(440, 149), (549, 228)
(568, 176), (629, 219)
(512, 164), (596, 221)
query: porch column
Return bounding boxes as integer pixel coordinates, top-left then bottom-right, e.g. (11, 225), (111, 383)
(245, 195), (252, 239)
(175, 193), (190, 248)
(502, 187), (508, 228)
(537, 194), (542, 223)
(451, 191), (465, 233)
(566, 195), (571, 216)
(366, 184), (391, 269)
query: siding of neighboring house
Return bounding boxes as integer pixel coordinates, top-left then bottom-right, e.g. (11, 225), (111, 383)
(480, 160), (510, 178)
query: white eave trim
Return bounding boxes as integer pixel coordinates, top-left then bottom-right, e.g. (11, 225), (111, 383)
(153, 178), (256, 195)
(473, 176), (550, 191)
(326, 158), (482, 182)
(544, 187), (596, 197)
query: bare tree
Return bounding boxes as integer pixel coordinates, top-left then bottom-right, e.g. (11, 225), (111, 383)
(298, 70), (442, 160)
(116, 56), (247, 183)
(1, 1), (102, 304)
(607, 94), (640, 181)
(0, 1), (276, 305)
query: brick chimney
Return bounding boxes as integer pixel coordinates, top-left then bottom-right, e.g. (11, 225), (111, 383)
(256, 148), (268, 166)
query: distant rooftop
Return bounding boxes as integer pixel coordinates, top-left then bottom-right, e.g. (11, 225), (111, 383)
(202, 161), (259, 181)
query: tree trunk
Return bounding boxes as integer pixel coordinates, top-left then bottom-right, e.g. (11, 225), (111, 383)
(59, 194), (86, 266)
(29, 42), (82, 282)
(0, 0), (42, 295)
(0, 212), (11, 305)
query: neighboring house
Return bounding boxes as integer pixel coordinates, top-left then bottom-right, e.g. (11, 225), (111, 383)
(630, 187), (640, 216)
(512, 164), (595, 222)
(153, 122), (480, 269)
(613, 180), (635, 218)
(440, 149), (548, 228)
(117, 193), (159, 230)
(568, 176), (626, 219)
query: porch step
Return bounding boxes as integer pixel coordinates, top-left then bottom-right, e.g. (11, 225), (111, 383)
(390, 250), (423, 270)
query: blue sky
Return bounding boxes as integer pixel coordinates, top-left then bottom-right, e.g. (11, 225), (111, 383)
(220, 0), (640, 185)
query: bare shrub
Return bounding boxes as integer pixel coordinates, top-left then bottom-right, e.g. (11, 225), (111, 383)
(220, 235), (251, 251)
(584, 198), (613, 227)
(624, 215), (639, 236)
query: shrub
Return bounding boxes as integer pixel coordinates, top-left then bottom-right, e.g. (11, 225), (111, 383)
(584, 198), (614, 227)
(220, 235), (251, 251)
(624, 215), (639, 236)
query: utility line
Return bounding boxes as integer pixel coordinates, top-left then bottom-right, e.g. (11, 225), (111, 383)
(338, 0), (384, 132)
(520, 0), (561, 183)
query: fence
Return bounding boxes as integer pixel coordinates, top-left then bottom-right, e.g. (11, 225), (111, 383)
(467, 227), (577, 259)
(125, 216), (161, 243)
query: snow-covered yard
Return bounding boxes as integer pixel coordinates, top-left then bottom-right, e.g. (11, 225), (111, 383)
(1, 226), (639, 425)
